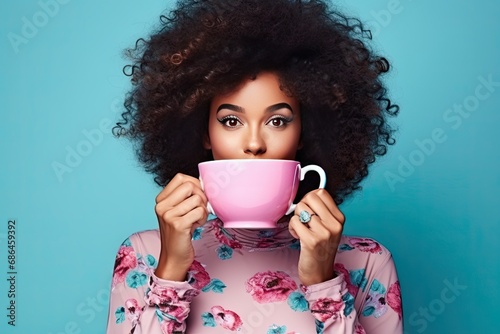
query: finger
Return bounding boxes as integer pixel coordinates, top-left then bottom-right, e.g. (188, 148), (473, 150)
(161, 193), (208, 223)
(288, 223), (299, 239)
(155, 173), (204, 204)
(301, 189), (345, 226)
(155, 173), (186, 203)
(290, 202), (324, 234)
(187, 206), (209, 232)
(294, 203), (331, 238)
(288, 212), (311, 239)
(293, 201), (319, 225)
(155, 180), (207, 216)
(314, 189), (345, 224)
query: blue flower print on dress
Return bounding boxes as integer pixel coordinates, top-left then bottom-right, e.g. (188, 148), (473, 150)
(258, 230), (275, 238)
(121, 238), (132, 247)
(154, 308), (163, 322)
(145, 254), (157, 268)
(362, 279), (388, 318)
(204, 306), (243, 331)
(130, 253), (155, 285)
(289, 239), (300, 250)
(120, 251), (155, 289)
(217, 244), (233, 260)
(287, 291), (309, 312)
(192, 226), (204, 240)
(201, 312), (217, 327)
(370, 279), (386, 294)
(315, 319), (325, 334)
(338, 243), (355, 252)
(115, 306), (125, 324)
(211, 219), (244, 249)
(114, 299), (144, 327)
(202, 278), (227, 293)
(126, 270), (147, 288)
(267, 324), (287, 334)
(350, 269), (368, 292)
(342, 292), (355, 316)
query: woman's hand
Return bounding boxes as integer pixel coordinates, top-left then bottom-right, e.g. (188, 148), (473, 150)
(288, 189), (345, 286)
(154, 173), (209, 281)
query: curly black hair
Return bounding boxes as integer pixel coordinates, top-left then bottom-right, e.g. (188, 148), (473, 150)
(114, 0), (399, 204)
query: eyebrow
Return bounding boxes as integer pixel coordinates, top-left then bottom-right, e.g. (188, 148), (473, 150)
(216, 103), (294, 114)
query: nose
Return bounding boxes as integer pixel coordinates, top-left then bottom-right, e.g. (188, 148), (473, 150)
(243, 127), (267, 156)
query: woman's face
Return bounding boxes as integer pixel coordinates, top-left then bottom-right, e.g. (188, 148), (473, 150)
(206, 72), (302, 160)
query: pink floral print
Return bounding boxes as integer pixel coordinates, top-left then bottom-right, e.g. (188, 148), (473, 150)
(348, 237), (383, 254)
(187, 260), (211, 290)
(363, 292), (388, 318)
(211, 305), (243, 331)
(145, 276), (200, 333)
(354, 322), (367, 334)
(310, 297), (344, 322)
(107, 228), (403, 333)
(387, 281), (402, 319)
(160, 320), (184, 334)
(160, 321), (174, 334)
(112, 245), (137, 287)
(245, 270), (298, 303)
(149, 286), (191, 322)
(334, 263), (358, 296)
(212, 220), (243, 249)
(124, 298), (143, 323)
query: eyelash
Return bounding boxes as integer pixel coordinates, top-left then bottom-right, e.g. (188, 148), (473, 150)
(267, 116), (293, 127)
(217, 115), (293, 128)
(218, 115), (241, 127)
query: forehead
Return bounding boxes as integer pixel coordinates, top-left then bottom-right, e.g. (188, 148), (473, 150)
(210, 72), (298, 108)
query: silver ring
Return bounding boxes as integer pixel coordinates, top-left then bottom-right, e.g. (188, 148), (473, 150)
(299, 210), (314, 224)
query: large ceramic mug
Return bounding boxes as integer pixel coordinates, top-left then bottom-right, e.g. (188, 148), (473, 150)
(198, 159), (326, 228)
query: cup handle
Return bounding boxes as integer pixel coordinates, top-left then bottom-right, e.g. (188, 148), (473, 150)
(285, 165), (327, 215)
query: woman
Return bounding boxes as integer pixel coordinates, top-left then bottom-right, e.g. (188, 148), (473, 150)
(107, 0), (402, 333)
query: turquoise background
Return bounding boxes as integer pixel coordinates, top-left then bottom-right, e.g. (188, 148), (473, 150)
(1, 0), (498, 333)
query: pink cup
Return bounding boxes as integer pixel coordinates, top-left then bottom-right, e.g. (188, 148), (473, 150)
(198, 159), (326, 228)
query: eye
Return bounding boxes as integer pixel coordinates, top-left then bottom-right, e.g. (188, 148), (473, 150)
(218, 115), (242, 128)
(266, 116), (292, 128)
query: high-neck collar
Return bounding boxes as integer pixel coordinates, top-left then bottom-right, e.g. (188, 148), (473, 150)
(206, 217), (299, 252)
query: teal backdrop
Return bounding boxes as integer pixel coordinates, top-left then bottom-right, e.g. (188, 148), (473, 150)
(1, 0), (499, 333)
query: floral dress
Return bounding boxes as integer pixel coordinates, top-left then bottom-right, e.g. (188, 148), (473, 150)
(106, 218), (403, 333)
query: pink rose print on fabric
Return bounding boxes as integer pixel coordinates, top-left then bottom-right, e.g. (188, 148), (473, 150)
(213, 220), (243, 249)
(146, 286), (193, 323)
(245, 271), (298, 303)
(348, 237), (382, 254)
(354, 322), (367, 334)
(124, 298), (143, 323)
(334, 263), (358, 296)
(160, 302), (190, 323)
(160, 320), (184, 334)
(310, 297), (344, 322)
(160, 321), (174, 334)
(387, 281), (402, 319)
(256, 239), (275, 248)
(187, 260), (211, 290)
(112, 245), (137, 287)
(147, 286), (180, 306)
(211, 306), (243, 331)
